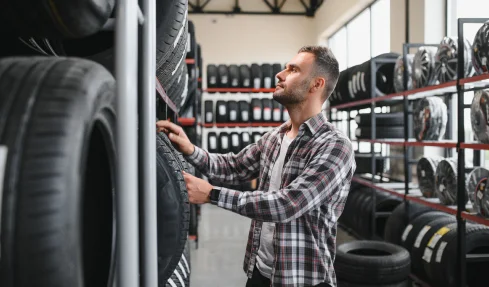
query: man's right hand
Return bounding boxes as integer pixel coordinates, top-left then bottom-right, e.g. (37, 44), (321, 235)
(156, 120), (195, 156)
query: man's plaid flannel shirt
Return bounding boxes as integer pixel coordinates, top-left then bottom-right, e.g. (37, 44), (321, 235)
(185, 111), (355, 287)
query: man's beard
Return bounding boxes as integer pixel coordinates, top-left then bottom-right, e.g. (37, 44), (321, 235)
(273, 78), (311, 105)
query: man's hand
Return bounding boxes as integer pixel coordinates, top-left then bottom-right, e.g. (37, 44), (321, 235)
(156, 120), (195, 156)
(182, 171), (214, 204)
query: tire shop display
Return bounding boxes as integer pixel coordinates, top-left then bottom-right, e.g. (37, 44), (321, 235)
(393, 54), (414, 92)
(470, 89), (489, 144)
(417, 156), (445, 198)
(156, 133), (190, 283)
(217, 64), (229, 88)
(205, 63), (283, 89)
(413, 97), (448, 141)
(354, 153), (385, 174)
(466, 167), (489, 218)
(472, 21), (489, 75)
(355, 112), (406, 139)
(435, 158), (466, 205)
(434, 36), (474, 83)
(335, 241), (411, 287)
(412, 47), (438, 89)
(384, 202), (434, 245)
(0, 57), (118, 287)
(0, 0), (195, 284)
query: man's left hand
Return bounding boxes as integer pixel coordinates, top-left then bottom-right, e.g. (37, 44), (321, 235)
(182, 171), (213, 204)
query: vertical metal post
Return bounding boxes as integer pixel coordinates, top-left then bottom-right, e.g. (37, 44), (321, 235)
(402, 44), (410, 197)
(140, 0), (158, 285)
(115, 0), (140, 285)
(370, 60), (377, 239)
(456, 18), (466, 287)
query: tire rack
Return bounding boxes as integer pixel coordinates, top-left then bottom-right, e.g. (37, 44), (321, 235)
(115, 0), (182, 286)
(328, 17), (489, 287)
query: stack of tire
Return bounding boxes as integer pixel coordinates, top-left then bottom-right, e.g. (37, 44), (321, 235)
(329, 53), (399, 108)
(384, 202), (489, 287)
(206, 63), (284, 90)
(0, 1), (192, 286)
(354, 112), (406, 139)
(207, 131), (263, 155)
(181, 20), (201, 118)
(204, 99), (289, 124)
(340, 186), (402, 239)
(354, 152), (385, 175)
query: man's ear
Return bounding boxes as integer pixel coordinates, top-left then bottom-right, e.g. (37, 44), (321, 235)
(311, 77), (326, 93)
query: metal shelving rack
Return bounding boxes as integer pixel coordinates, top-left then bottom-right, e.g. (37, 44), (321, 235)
(329, 17), (489, 287)
(115, 0), (183, 286)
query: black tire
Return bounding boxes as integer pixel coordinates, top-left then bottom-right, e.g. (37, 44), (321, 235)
(335, 241), (411, 284)
(207, 132), (218, 153)
(207, 64), (218, 89)
(189, 203), (198, 236)
(156, 133), (189, 284)
(400, 211), (449, 253)
(425, 224), (489, 287)
(239, 64), (251, 88)
(261, 99), (273, 122)
(251, 99), (263, 122)
(167, 64), (189, 111)
(238, 100), (250, 122)
(228, 64), (240, 88)
(0, 0), (115, 38)
(261, 64), (273, 89)
(218, 132), (230, 154)
(0, 57), (117, 287)
(217, 64), (229, 88)
(230, 132), (241, 154)
(215, 100), (227, 123)
(204, 100), (213, 123)
(338, 281), (409, 287)
(272, 63), (283, 87)
(227, 101), (239, 122)
(165, 240), (191, 287)
(186, 20), (196, 59)
(409, 216), (456, 281)
(251, 63), (262, 89)
(355, 113), (406, 127)
(384, 202), (434, 245)
(355, 127), (404, 139)
(354, 153), (384, 174)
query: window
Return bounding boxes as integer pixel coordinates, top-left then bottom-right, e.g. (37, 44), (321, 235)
(327, 0), (391, 70)
(447, 0), (489, 42)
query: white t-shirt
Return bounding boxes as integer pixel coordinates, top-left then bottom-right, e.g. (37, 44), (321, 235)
(256, 133), (294, 279)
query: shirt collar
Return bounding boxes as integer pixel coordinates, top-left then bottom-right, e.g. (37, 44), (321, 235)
(278, 110), (329, 136)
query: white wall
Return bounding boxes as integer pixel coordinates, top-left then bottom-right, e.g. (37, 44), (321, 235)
(197, 0), (305, 12)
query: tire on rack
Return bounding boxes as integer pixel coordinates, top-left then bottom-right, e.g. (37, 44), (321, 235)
(261, 64), (273, 89)
(355, 112), (406, 127)
(425, 224), (489, 287)
(355, 126), (404, 139)
(384, 202), (434, 245)
(0, 57), (117, 287)
(17, 0), (188, 84)
(400, 211), (450, 254)
(156, 133), (190, 284)
(0, 0), (115, 38)
(335, 241), (411, 285)
(165, 239), (191, 287)
(251, 63), (262, 89)
(167, 64), (189, 112)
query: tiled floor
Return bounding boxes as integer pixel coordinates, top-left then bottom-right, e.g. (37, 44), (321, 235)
(189, 204), (356, 287)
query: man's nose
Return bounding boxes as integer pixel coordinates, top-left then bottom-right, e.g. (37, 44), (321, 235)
(276, 69), (286, 83)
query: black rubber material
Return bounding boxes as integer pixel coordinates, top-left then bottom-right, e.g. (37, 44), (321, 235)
(251, 99), (263, 122)
(165, 240), (191, 287)
(335, 241), (411, 284)
(472, 21), (489, 75)
(384, 202), (434, 245)
(238, 100), (250, 122)
(186, 20), (196, 59)
(188, 203), (198, 236)
(207, 64), (218, 89)
(228, 64), (240, 88)
(204, 101), (213, 123)
(337, 281), (409, 287)
(251, 132), (262, 144)
(230, 132), (241, 154)
(215, 100), (227, 123)
(217, 64), (229, 88)
(261, 64), (273, 89)
(227, 101), (239, 122)
(0, 57), (117, 287)
(409, 216), (456, 281)
(272, 101), (282, 122)
(425, 224), (489, 287)
(207, 132), (218, 153)
(355, 113), (406, 127)
(0, 0), (115, 38)
(354, 153), (384, 174)
(355, 127), (404, 139)
(261, 99), (273, 122)
(241, 132), (251, 149)
(251, 64), (262, 89)
(400, 211), (449, 253)
(272, 63), (283, 87)
(197, 44), (203, 90)
(218, 132), (230, 154)
(167, 63), (189, 111)
(156, 133), (189, 284)
(239, 65), (251, 88)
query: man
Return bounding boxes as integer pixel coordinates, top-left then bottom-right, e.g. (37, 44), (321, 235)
(157, 46), (355, 287)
